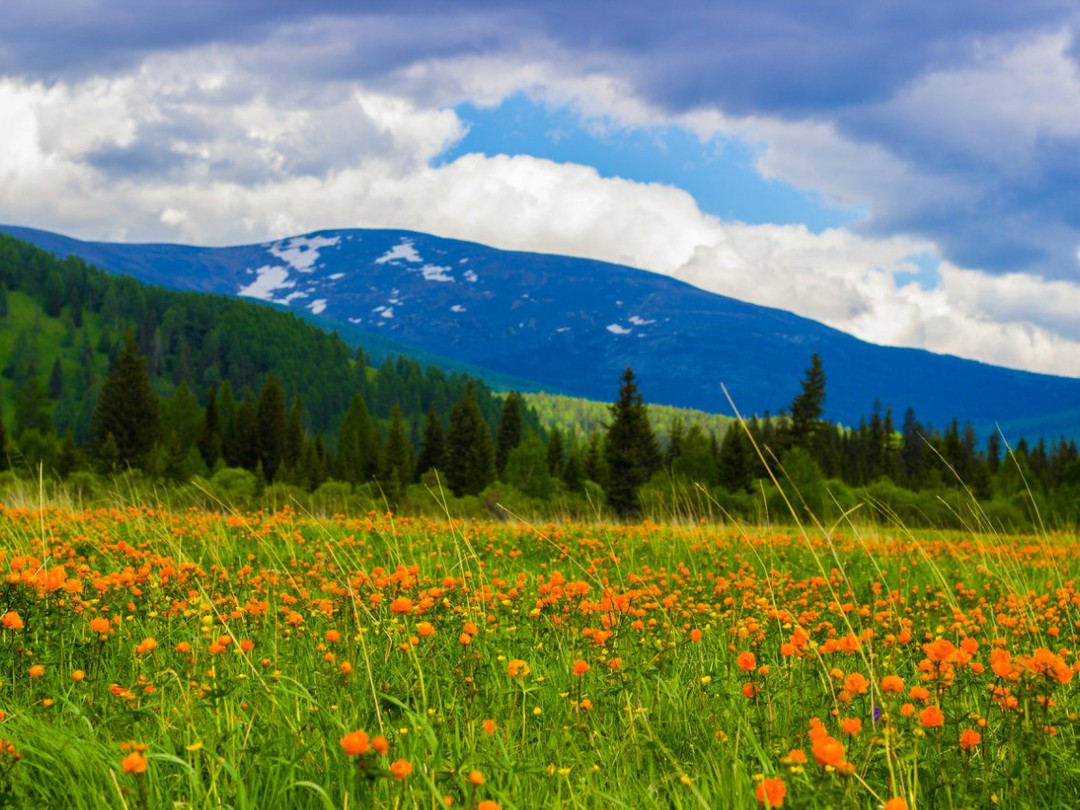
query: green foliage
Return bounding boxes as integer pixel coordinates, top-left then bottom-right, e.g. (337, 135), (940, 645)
(604, 367), (662, 518)
(445, 382), (495, 497)
(92, 331), (159, 470)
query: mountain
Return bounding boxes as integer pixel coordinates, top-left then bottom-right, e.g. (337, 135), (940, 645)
(4, 223), (1080, 440)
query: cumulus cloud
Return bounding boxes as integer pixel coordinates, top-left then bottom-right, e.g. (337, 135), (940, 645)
(3, 10), (1080, 379)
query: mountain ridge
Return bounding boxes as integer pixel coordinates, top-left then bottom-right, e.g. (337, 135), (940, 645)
(3, 222), (1079, 440)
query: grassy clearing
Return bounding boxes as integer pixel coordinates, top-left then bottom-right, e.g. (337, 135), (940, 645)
(0, 498), (1076, 808)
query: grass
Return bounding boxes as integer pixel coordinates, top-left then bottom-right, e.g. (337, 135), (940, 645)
(0, 492), (1076, 808)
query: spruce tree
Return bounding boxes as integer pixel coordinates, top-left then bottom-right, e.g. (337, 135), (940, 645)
(379, 403), (414, 508)
(788, 353), (826, 451)
(717, 424), (753, 492)
(284, 396), (305, 473)
(337, 394), (379, 484)
(495, 392), (524, 472)
(198, 385), (222, 467)
(415, 403), (446, 480)
(445, 383), (495, 497)
(603, 367), (661, 518)
(47, 357), (64, 399)
(92, 331), (160, 470)
(546, 426), (565, 478)
(255, 373), (287, 481)
(15, 376), (52, 435)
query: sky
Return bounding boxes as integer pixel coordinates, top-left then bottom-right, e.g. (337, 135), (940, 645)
(3, 1), (1080, 377)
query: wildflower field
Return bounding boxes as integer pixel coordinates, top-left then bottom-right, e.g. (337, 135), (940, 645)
(0, 503), (1077, 808)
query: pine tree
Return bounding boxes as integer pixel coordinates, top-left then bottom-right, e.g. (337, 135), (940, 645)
(546, 426), (565, 478)
(379, 403), (414, 508)
(255, 373), (287, 481)
(92, 331), (160, 470)
(445, 383), (495, 497)
(717, 424), (753, 492)
(789, 353), (826, 451)
(603, 367), (661, 518)
(47, 357), (64, 399)
(495, 392), (524, 472)
(337, 394), (379, 484)
(15, 376), (52, 435)
(284, 396), (305, 473)
(415, 404), (446, 480)
(198, 385), (222, 467)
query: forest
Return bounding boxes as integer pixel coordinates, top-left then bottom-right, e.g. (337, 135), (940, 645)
(0, 232), (1077, 528)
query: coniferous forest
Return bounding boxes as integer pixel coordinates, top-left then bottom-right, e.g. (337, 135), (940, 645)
(0, 232), (1077, 528)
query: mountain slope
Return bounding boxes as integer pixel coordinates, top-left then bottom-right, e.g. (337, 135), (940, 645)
(4, 223), (1079, 440)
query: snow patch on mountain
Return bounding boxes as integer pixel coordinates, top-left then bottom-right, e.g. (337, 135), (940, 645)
(628, 315), (655, 326)
(375, 239), (422, 265)
(451, 304), (466, 313)
(269, 235), (340, 273)
(463, 270), (478, 283)
(309, 299), (327, 315)
(420, 264), (454, 282)
(606, 323), (632, 335)
(238, 265), (294, 300)
(381, 307), (395, 319)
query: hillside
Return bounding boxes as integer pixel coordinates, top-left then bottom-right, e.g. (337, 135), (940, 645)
(0, 233), (536, 467)
(3, 224), (1079, 442)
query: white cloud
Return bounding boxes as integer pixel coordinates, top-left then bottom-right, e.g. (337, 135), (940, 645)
(2, 42), (1080, 380)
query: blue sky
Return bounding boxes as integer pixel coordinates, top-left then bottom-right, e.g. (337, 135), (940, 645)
(1, 1), (1080, 376)
(440, 94), (858, 232)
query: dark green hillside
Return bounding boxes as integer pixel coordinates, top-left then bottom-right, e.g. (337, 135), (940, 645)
(0, 233), (539, 480)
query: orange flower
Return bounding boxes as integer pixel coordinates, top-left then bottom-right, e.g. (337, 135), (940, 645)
(786, 748), (808, 764)
(325, 630), (340, 642)
(755, 777), (787, 807)
(477, 802), (501, 810)
(390, 597), (413, 615)
(883, 798), (908, 810)
(482, 719), (496, 735)
(340, 729), (371, 756)
(467, 769), (485, 786)
(285, 611), (304, 627)
(572, 659), (590, 676)
(880, 675), (905, 694)
(909, 686), (930, 702)
(689, 628), (702, 642)
(71, 669), (86, 682)
(737, 651), (757, 672)
(843, 673), (869, 695)
(839, 717), (862, 735)
(175, 641), (192, 654)
(959, 728), (982, 751)
(389, 758), (413, 781)
(121, 751), (148, 774)
(1, 611), (23, 631)
(417, 622), (435, 638)
(811, 736), (845, 767)
(372, 736), (389, 755)
(28, 665), (44, 679)
(742, 682), (759, 698)
(507, 659), (530, 678)
(90, 617), (111, 635)
(919, 705), (945, 728)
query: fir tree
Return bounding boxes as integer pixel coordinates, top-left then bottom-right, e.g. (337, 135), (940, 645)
(717, 424), (753, 492)
(379, 403), (414, 508)
(92, 331), (160, 469)
(337, 394), (379, 484)
(284, 396), (305, 473)
(546, 426), (565, 478)
(603, 368), (661, 518)
(15, 376), (52, 435)
(198, 385), (222, 467)
(788, 353), (826, 451)
(255, 373), (287, 481)
(415, 404), (446, 480)
(495, 391), (524, 472)
(47, 357), (64, 399)
(445, 383), (495, 497)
